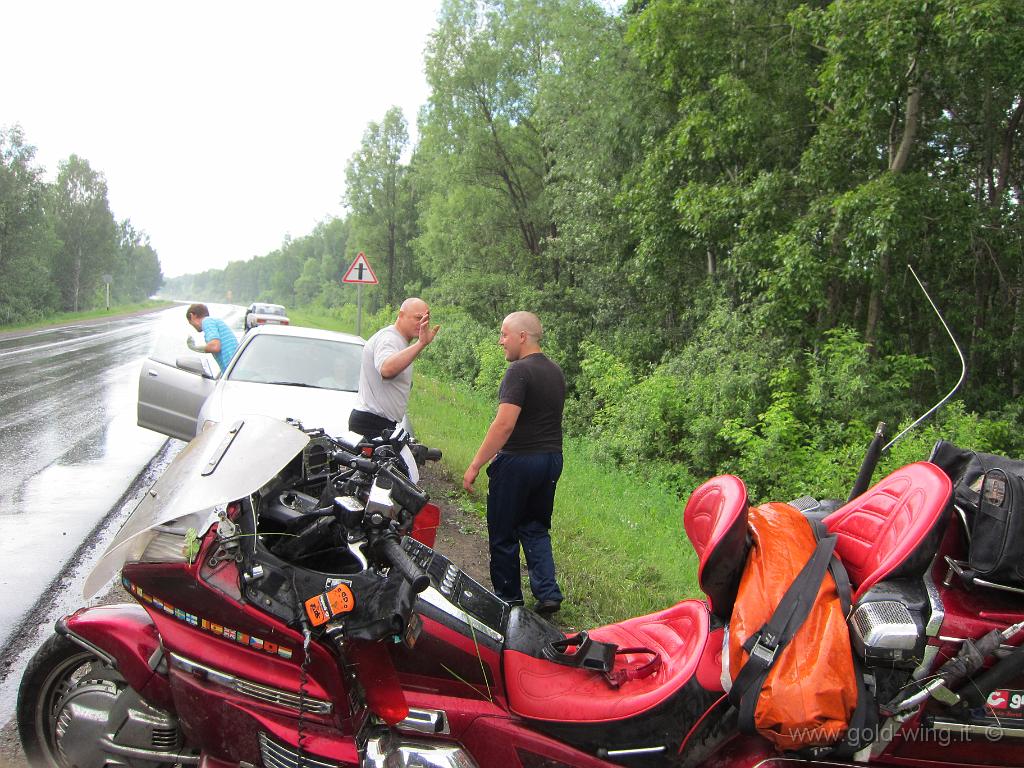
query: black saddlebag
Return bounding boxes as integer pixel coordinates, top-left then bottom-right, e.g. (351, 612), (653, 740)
(931, 440), (1024, 587)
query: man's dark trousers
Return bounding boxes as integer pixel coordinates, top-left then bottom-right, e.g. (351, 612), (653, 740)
(486, 451), (564, 604)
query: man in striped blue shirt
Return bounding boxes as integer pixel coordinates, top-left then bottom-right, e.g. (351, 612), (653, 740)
(186, 303), (238, 373)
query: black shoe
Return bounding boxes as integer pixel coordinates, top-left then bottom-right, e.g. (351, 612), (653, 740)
(534, 599), (561, 615)
(504, 597), (525, 607)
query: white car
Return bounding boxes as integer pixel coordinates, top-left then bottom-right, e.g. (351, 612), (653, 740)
(137, 324), (410, 449)
(244, 302), (289, 331)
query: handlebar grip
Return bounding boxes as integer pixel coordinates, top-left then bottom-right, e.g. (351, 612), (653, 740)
(380, 537), (430, 594)
(334, 436), (360, 453)
(337, 453), (378, 474)
(381, 463), (429, 513)
(410, 444), (443, 465)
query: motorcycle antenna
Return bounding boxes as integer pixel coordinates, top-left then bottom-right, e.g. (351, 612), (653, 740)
(881, 263), (966, 453)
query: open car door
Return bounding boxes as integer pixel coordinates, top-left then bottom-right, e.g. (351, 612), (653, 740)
(137, 355), (217, 441)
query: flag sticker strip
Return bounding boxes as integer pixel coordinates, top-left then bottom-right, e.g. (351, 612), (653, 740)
(122, 575), (294, 660)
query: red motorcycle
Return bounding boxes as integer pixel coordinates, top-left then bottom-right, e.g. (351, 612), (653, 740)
(17, 413), (1024, 768)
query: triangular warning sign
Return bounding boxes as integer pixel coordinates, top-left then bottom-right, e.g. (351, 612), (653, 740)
(343, 252), (378, 284)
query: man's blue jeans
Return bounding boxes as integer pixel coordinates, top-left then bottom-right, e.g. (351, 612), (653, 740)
(486, 451), (564, 603)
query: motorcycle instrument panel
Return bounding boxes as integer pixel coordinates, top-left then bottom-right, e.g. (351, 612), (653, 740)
(403, 537), (507, 640)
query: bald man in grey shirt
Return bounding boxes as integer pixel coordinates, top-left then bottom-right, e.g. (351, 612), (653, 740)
(349, 297), (440, 438)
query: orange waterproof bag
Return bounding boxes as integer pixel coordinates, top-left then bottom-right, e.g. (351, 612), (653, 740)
(727, 502), (858, 751)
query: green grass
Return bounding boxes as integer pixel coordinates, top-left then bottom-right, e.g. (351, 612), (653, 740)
(0, 300), (177, 332)
(287, 307), (359, 336)
(409, 375), (702, 630)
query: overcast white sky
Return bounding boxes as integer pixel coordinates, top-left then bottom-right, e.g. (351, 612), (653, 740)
(1, 1), (444, 278)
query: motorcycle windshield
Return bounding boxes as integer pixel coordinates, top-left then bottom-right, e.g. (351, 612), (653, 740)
(84, 415), (310, 598)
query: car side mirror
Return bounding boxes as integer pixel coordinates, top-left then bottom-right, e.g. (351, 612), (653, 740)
(176, 355), (215, 379)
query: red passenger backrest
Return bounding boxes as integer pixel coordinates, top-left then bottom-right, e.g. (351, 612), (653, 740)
(684, 475), (749, 621)
(823, 461), (952, 602)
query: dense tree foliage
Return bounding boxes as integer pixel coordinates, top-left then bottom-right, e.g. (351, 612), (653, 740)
(105, 0), (1024, 495)
(0, 126), (60, 323)
(51, 155), (118, 312)
(345, 107), (419, 307)
(0, 126), (163, 322)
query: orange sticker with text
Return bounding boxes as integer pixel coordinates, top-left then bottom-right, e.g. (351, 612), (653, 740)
(304, 584), (356, 627)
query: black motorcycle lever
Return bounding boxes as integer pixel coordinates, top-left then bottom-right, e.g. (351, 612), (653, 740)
(337, 453), (378, 474)
(380, 463), (430, 514)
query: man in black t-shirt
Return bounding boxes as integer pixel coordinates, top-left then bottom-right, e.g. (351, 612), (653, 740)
(463, 311), (565, 615)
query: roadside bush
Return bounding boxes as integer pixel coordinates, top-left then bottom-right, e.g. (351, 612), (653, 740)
(568, 303), (784, 492)
(565, 341), (633, 437)
(417, 306), (492, 385)
(473, 339), (507, 397)
(803, 326), (931, 435)
(881, 400), (1024, 471)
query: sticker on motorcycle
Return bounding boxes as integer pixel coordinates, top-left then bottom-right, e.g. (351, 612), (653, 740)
(984, 689), (1024, 718)
(304, 583), (356, 627)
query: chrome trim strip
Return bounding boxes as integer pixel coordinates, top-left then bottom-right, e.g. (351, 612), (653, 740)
(259, 732), (341, 768)
(938, 635), (1024, 653)
(362, 732), (479, 768)
(98, 738), (200, 765)
(954, 504), (971, 542)
(913, 556), (947, 680)
(749, 758), (858, 766)
(55, 620), (118, 667)
(169, 653), (332, 715)
(974, 577), (1024, 595)
(604, 746), (666, 756)
(931, 719), (1024, 739)
(398, 708), (450, 735)
(418, 587), (504, 643)
(923, 561), (945, 636)
(913, 643), (940, 681)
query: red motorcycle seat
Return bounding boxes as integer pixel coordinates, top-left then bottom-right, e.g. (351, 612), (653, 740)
(684, 474), (749, 620)
(503, 600), (710, 722)
(824, 461), (951, 601)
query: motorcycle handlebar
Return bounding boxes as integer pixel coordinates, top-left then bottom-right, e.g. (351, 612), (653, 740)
(379, 537), (430, 594)
(409, 443), (443, 465)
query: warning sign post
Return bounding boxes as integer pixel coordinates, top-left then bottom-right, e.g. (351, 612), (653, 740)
(342, 252), (377, 336)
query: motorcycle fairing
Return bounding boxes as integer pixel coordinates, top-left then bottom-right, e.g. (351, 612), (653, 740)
(169, 664), (359, 766)
(459, 713), (623, 768)
(121, 559), (353, 709)
(85, 415), (310, 599)
(411, 501), (440, 548)
(61, 603), (171, 710)
(391, 613), (505, 701)
(504, 599), (711, 722)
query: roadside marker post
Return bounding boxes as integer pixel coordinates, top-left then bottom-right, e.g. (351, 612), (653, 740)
(102, 273), (113, 310)
(342, 252), (378, 336)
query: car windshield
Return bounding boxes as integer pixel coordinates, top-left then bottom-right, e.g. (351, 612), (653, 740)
(256, 304), (286, 316)
(228, 335), (362, 391)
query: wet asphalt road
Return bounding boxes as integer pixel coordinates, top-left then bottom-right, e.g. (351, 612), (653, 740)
(0, 303), (242, 725)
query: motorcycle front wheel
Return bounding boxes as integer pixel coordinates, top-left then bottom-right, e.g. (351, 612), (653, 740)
(16, 632), (184, 768)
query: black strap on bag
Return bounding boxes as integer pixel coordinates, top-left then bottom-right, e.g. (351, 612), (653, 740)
(543, 631), (662, 689)
(728, 527), (839, 729)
